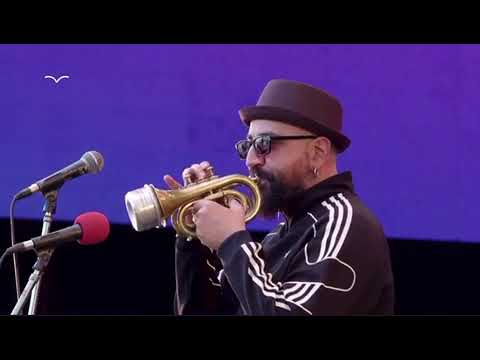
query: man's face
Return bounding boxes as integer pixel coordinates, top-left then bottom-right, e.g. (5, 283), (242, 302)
(244, 120), (314, 218)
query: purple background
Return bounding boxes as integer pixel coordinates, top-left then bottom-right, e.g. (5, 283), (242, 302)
(0, 45), (478, 242)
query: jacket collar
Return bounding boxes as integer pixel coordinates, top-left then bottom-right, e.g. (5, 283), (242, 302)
(284, 171), (355, 225)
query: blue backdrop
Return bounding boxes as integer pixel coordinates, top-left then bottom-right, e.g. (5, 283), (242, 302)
(0, 44), (477, 242)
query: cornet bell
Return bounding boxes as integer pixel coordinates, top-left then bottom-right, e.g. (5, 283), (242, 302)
(125, 184), (165, 232)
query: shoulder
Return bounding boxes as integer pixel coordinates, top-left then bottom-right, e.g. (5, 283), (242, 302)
(305, 191), (387, 257)
(319, 192), (384, 234)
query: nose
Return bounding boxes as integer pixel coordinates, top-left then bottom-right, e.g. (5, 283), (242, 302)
(245, 144), (265, 170)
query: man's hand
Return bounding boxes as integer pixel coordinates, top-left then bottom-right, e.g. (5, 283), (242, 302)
(164, 161), (247, 247)
(191, 197), (246, 250)
(163, 161), (213, 228)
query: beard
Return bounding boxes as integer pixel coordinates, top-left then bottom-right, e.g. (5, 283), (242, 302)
(254, 168), (304, 219)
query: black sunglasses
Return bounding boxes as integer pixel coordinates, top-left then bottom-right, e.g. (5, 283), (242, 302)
(235, 135), (317, 160)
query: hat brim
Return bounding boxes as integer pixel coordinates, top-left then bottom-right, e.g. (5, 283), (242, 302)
(239, 105), (351, 153)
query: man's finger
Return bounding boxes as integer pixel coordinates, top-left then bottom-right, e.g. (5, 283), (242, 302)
(229, 197), (245, 213)
(200, 161), (211, 170)
(191, 164), (206, 181)
(191, 199), (209, 213)
(163, 175), (182, 190)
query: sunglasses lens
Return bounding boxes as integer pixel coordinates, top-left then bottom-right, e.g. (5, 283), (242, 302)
(254, 136), (271, 155)
(236, 140), (251, 159)
(236, 136), (272, 159)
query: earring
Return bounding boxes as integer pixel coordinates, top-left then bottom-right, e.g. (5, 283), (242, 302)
(313, 167), (319, 177)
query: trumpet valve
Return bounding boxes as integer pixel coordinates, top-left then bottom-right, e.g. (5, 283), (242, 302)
(205, 165), (215, 178)
(184, 173), (194, 186)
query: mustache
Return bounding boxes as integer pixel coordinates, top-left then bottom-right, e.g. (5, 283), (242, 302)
(251, 168), (275, 182)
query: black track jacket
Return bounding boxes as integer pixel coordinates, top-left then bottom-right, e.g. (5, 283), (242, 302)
(174, 172), (395, 315)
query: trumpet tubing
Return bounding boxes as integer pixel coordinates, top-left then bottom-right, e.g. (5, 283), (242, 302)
(124, 168), (262, 238)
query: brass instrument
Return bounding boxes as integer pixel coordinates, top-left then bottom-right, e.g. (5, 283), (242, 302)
(124, 166), (262, 238)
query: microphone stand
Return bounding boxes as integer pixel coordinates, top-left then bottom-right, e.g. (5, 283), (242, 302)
(11, 251), (53, 315)
(10, 190), (58, 315)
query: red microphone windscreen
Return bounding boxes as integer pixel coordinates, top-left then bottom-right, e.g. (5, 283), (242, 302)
(74, 212), (110, 245)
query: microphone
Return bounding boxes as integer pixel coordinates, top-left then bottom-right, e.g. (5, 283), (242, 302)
(15, 151), (105, 200)
(6, 212), (110, 254)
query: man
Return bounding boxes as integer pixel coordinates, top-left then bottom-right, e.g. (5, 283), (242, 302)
(165, 79), (395, 315)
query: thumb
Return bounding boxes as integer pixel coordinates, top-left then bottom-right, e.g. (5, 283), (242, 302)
(229, 197), (245, 214)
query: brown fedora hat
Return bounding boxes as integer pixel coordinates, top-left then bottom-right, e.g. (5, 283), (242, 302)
(239, 79), (351, 152)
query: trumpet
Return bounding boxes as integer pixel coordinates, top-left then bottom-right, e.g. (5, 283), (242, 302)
(124, 165), (262, 238)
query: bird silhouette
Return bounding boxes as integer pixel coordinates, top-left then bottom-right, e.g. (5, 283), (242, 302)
(44, 75), (70, 84)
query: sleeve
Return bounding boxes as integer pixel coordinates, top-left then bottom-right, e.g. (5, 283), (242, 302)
(173, 235), (239, 315)
(217, 230), (360, 316)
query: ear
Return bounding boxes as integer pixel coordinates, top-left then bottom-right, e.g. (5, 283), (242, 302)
(309, 136), (332, 164)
